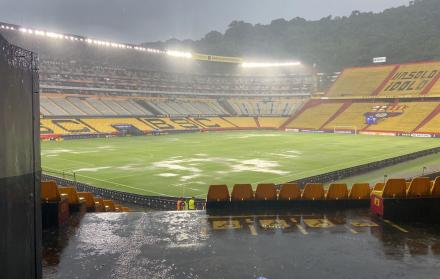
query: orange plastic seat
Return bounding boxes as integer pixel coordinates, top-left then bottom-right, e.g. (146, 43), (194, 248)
(103, 200), (116, 212)
(278, 183), (301, 200)
(373, 183), (384, 191)
(121, 207), (130, 212)
(94, 198), (105, 212)
(326, 183), (348, 200)
(431, 177), (440, 197)
(114, 205), (122, 212)
(406, 177), (431, 197)
(255, 184), (277, 201)
(207, 185), (230, 202)
(58, 187), (83, 204)
(349, 183), (371, 200)
(302, 183), (325, 200)
(372, 179), (406, 198)
(41, 181), (61, 202)
(231, 184), (254, 201)
(77, 192), (96, 209)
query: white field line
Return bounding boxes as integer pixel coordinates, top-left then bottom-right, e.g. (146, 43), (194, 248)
(106, 171), (152, 181)
(44, 156), (96, 167)
(72, 173), (169, 196)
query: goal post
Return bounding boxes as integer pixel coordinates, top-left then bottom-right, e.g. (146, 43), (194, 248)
(333, 126), (357, 135)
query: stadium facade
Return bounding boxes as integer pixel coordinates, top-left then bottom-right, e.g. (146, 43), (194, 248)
(2, 22), (440, 141)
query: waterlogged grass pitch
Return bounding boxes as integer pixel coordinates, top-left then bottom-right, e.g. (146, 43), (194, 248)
(41, 131), (440, 197)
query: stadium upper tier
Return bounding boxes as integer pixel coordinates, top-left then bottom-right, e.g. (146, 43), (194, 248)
(39, 60), (313, 97)
(40, 95), (304, 116)
(327, 62), (440, 97)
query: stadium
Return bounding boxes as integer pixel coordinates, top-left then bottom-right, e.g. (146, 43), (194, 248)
(2, 0), (440, 278)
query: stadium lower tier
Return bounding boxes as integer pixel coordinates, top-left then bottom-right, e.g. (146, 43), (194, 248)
(40, 98), (440, 138)
(284, 100), (440, 136)
(40, 116), (288, 137)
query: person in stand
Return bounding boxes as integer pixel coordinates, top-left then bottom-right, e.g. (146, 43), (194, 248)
(176, 198), (184, 211)
(189, 197), (196, 210)
(184, 198), (189, 210)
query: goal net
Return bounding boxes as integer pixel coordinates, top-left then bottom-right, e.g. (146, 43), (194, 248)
(333, 126), (357, 135)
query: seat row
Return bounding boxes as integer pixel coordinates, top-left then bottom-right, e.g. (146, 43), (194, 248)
(207, 182), (372, 202)
(371, 177), (440, 198)
(41, 180), (130, 213)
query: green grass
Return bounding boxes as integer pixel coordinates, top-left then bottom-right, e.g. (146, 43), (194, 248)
(41, 131), (440, 197)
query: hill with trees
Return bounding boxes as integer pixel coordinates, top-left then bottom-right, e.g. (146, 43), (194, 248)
(144, 0), (440, 72)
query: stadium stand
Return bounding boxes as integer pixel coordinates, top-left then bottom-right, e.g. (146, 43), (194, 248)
(377, 62), (440, 97)
(416, 107), (440, 134)
(223, 117), (258, 128)
(40, 119), (94, 135)
(81, 118), (152, 133)
(286, 102), (343, 130)
(327, 65), (396, 97)
(365, 102), (439, 133)
(258, 117), (289, 128)
(41, 180), (129, 228)
(323, 102), (385, 131)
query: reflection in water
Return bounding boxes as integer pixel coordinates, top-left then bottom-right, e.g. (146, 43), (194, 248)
(43, 210), (440, 279)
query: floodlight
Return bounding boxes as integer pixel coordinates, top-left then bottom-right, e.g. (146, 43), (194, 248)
(241, 61), (302, 68)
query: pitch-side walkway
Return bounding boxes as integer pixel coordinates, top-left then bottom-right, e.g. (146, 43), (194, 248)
(43, 210), (440, 279)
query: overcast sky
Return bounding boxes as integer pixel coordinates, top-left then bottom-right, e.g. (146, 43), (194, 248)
(0, 0), (409, 43)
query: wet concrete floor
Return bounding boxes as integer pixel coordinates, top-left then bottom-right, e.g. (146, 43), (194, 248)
(43, 209), (440, 278)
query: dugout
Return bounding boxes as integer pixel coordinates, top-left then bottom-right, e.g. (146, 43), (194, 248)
(0, 34), (41, 278)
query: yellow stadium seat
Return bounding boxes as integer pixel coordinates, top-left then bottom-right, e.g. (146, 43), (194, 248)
(94, 198), (105, 212)
(373, 183), (384, 191)
(41, 181), (62, 202)
(77, 192), (96, 210)
(326, 183), (348, 200)
(207, 185), (230, 202)
(103, 200), (116, 212)
(255, 184), (277, 201)
(431, 177), (440, 197)
(278, 183), (301, 201)
(302, 183), (325, 200)
(406, 177), (431, 197)
(372, 179), (406, 198)
(58, 187), (83, 205)
(348, 183), (371, 200)
(231, 184), (254, 201)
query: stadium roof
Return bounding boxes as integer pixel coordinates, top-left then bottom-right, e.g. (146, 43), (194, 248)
(0, 21), (303, 68)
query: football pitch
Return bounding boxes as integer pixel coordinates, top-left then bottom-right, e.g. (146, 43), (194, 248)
(41, 131), (440, 198)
